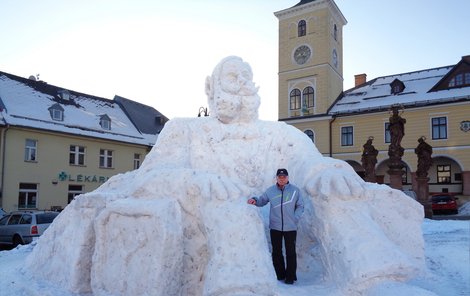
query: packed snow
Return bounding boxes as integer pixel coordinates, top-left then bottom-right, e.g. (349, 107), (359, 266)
(0, 218), (468, 296)
(1, 56), (468, 296)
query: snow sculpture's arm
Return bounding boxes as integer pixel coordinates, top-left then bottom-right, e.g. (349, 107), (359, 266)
(276, 123), (365, 201)
(302, 157), (366, 200)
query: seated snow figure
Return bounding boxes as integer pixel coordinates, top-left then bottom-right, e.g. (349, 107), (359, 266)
(25, 56), (426, 296)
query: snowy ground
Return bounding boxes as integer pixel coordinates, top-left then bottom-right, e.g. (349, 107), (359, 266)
(0, 218), (468, 296)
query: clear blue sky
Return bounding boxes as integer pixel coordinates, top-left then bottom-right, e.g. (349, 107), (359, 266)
(1, 0), (469, 120)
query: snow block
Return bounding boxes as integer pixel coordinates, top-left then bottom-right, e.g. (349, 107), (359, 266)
(91, 198), (184, 296)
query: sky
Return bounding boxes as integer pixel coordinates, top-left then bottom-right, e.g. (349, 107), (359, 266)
(1, 0), (470, 121)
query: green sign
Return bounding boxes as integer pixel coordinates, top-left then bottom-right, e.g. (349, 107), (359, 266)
(58, 171), (109, 183)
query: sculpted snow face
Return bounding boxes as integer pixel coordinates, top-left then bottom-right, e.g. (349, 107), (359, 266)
(25, 56), (426, 296)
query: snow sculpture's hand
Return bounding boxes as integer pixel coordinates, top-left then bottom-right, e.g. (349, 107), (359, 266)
(187, 173), (246, 202)
(306, 164), (365, 200)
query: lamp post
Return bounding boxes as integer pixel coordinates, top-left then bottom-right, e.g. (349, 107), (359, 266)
(198, 107), (209, 117)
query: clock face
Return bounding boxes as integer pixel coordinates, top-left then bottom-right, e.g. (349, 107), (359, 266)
(293, 45), (311, 65)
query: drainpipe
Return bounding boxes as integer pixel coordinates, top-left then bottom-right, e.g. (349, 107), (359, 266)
(0, 125), (9, 207)
(329, 116), (336, 157)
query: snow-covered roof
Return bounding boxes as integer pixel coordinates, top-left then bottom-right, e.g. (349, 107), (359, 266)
(0, 71), (158, 146)
(329, 60), (470, 115)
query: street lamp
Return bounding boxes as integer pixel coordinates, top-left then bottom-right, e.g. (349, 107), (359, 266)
(198, 107), (209, 117)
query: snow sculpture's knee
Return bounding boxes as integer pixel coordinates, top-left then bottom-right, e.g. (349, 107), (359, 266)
(91, 198), (184, 296)
(25, 193), (107, 293)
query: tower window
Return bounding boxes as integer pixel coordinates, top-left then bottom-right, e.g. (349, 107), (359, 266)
(298, 20), (306, 37)
(289, 89), (301, 110)
(334, 24), (338, 41)
(302, 87), (314, 108)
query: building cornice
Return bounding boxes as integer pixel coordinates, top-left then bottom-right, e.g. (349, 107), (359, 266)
(274, 0), (347, 26)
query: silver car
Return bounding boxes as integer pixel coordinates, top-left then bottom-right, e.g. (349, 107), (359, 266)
(0, 211), (59, 247)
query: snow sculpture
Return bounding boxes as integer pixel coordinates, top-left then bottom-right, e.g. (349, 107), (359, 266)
(25, 56), (426, 295)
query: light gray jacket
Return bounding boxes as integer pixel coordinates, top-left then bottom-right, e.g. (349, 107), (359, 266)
(254, 183), (304, 232)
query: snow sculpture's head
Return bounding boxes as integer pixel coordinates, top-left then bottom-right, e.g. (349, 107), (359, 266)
(205, 56), (260, 124)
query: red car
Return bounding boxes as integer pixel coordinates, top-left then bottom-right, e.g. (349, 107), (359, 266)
(431, 194), (459, 215)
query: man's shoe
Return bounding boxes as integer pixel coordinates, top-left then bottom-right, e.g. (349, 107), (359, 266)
(277, 276), (285, 281)
(284, 279), (294, 285)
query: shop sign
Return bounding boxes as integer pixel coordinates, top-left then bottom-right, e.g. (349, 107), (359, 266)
(58, 171), (110, 183)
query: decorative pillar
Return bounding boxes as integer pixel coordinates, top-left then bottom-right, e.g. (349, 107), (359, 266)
(387, 105), (406, 190)
(462, 171), (470, 195)
(415, 136), (433, 219)
(361, 136), (378, 183)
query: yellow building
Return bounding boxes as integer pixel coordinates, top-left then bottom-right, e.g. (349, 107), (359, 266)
(0, 71), (167, 212)
(275, 0), (470, 195)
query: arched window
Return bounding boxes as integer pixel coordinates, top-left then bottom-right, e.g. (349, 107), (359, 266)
(290, 89), (301, 110)
(304, 129), (314, 143)
(334, 24), (338, 41)
(302, 86), (314, 108)
(298, 20), (306, 37)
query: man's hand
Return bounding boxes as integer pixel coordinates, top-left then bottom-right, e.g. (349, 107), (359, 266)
(247, 198), (257, 205)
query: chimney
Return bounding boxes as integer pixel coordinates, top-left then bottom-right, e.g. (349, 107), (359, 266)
(354, 74), (367, 87)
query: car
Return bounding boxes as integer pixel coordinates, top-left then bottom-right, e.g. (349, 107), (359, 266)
(431, 194), (459, 215)
(0, 208), (6, 218)
(0, 210), (59, 247)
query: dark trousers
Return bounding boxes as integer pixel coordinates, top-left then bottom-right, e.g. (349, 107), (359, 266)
(270, 229), (297, 281)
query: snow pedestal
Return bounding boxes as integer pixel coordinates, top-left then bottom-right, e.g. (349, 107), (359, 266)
(91, 199), (184, 296)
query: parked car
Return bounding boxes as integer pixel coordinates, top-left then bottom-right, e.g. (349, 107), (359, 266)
(0, 210), (59, 247)
(431, 194), (459, 215)
(0, 208), (6, 218)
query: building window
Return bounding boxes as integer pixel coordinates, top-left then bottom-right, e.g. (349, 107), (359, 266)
(465, 73), (470, 84)
(303, 86), (314, 108)
(384, 122), (391, 143)
(100, 114), (111, 130)
(341, 126), (353, 146)
(134, 153), (142, 170)
(334, 24), (337, 41)
(289, 89), (301, 110)
(99, 149), (113, 168)
(18, 183), (38, 209)
(432, 117), (447, 140)
(437, 165), (451, 183)
(298, 20), (306, 37)
(48, 103), (64, 121)
(304, 130), (314, 143)
(25, 139), (37, 161)
(68, 185), (83, 203)
(402, 166), (408, 184)
(69, 145), (85, 165)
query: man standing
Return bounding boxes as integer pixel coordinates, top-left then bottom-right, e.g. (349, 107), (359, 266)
(247, 168), (304, 284)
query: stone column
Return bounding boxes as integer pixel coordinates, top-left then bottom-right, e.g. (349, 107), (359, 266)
(388, 165), (404, 191)
(462, 171), (470, 195)
(416, 177), (433, 218)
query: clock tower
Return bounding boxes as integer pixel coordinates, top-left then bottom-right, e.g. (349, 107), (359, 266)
(274, 0), (346, 131)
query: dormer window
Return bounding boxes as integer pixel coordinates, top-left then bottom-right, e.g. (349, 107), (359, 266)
(390, 79), (405, 95)
(99, 114), (111, 130)
(298, 20), (306, 37)
(448, 72), (470, 87)
(58, 89), (70, 101)
(48, 103), (64, 121)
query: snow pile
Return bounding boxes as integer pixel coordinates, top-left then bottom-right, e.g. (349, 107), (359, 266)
(23, 56), (427, 296)
(458, 201), (470, 215)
